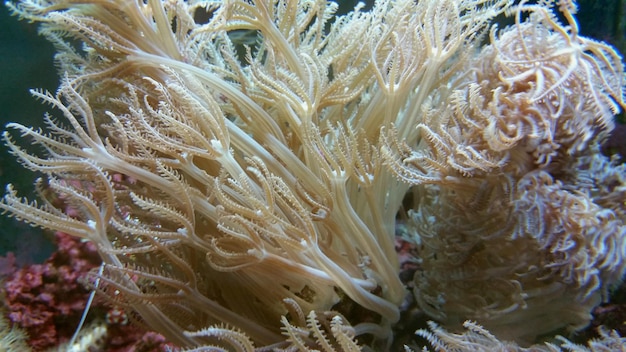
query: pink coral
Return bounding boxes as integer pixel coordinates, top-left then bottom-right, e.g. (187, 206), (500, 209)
(106, 324), (174, 352)
(2, 232), (101, 351)
(2, 232), (175, 351)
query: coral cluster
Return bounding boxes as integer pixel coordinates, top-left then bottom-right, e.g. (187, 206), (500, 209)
(1, 0), (625, 350)
(1, 232), (172, 351)
(2, 232), (101, 350)
(397, 2), (626, 341)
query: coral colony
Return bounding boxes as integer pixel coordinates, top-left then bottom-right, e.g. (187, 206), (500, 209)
(1, 232), (173, 350)
(1, 0), (626, 350)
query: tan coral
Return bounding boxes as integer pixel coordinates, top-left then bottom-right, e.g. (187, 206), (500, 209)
(403, 0), (626, 344)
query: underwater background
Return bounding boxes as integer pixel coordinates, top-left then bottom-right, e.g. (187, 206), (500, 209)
(0, 3), (58, 265)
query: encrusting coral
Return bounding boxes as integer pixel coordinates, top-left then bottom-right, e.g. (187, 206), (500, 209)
(0, 231), (173, 351)
(1, 232), (101, 350)
(1, 0), (625, 350)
